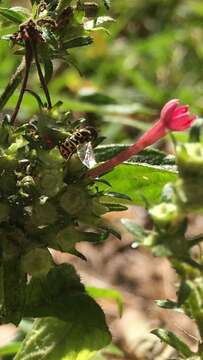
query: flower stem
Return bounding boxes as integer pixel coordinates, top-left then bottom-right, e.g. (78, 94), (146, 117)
(11, 42), (32, 125)
(88, 120), (165, 178)
(32, 42), (52, 109)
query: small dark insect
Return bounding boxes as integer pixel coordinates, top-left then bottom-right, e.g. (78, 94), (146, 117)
(59, 126), (97, 164)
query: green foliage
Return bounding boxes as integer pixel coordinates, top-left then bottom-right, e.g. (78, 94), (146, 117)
(15, 315), (110, 360)
(1, 0), (203, 359)
(101, 163), (177, 206)
(0, 7), (29, 24)
(151, 329), (194, 359)
(122, 138), (203, 357)
(14, 264), (111, 359)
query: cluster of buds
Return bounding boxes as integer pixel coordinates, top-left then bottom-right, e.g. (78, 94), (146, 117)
(175, 143), (203, 211)
(11, 19), (44, 44)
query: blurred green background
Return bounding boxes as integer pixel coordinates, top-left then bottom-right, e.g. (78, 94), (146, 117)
(1, 0), (203, 143)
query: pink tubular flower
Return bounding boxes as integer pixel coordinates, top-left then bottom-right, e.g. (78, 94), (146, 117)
(88, 99), (196, 178)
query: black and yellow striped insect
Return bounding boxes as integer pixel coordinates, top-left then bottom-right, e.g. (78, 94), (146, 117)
(59, 126), (97, 168)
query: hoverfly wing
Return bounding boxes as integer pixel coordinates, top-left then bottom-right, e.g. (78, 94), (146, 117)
(77, 142), (97, 168)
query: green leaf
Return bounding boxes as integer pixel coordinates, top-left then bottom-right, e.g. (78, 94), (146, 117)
(25, 89), (44, 108)
(0, 7), (29, 24)
(44, 58), (54, 84)
(50, 226), (107, 258)
(0, 341), (21, 355)
(63, 36), (93, 49)
(95, 145), (175, 167)
(86, 286), (123, 316)
(15, 264), (111, 359)
(7, 136), (28, 154)
(38, 44), (54, 84)
(15, 315), (110, 360)
(100, 163), (177, 206)
(121, 219), (146, 239)
(56, 0), (72, 15)
(104, 192), (131, 201)
(103, 203), (128, 212)
(0, 25), (16, 37)
(151, 328), (194, 358)
(155, 299), (178, 309)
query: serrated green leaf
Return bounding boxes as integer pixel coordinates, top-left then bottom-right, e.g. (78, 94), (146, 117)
(95, 145), (175, 167)
(151, 328), (194, 358)
(63, 36), (93, 49)
(86, 286), (123, 316)
(0, 7), (29, 24)
(15, 315), (111, 360)
(99, 163), (177, 206)
(15, 264), (111, 360)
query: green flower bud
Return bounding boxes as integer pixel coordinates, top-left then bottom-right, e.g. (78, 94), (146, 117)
(38, 148), (63, 167)
(56, 226), (84, 252)
(176, 144), (203, 211)
(21, 248), (53, 277)
(66, 157), (84, 173)
(38, 168), (64, 197)
(60, 186), (87, 215)
(32, 201), (57, 226)
(177, 143), (203, 178)
(91, 198), (108, 216)
(149, 202), (183, 228)
(0, 202), (9, 223)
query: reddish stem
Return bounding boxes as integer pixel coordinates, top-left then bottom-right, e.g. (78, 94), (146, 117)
(32, 42), (52, 109)
(11, 42), (32, 125)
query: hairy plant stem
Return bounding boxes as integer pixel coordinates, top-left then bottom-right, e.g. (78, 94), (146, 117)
(88, 120), (165, 178)
(11, 42), (33, 125)
(0, 58), (25, 111)
(31, 42), (52, 109)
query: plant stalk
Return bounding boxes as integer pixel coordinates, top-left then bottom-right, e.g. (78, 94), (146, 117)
(11, 42), (33, 125)
(32, 42), (52, 109)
